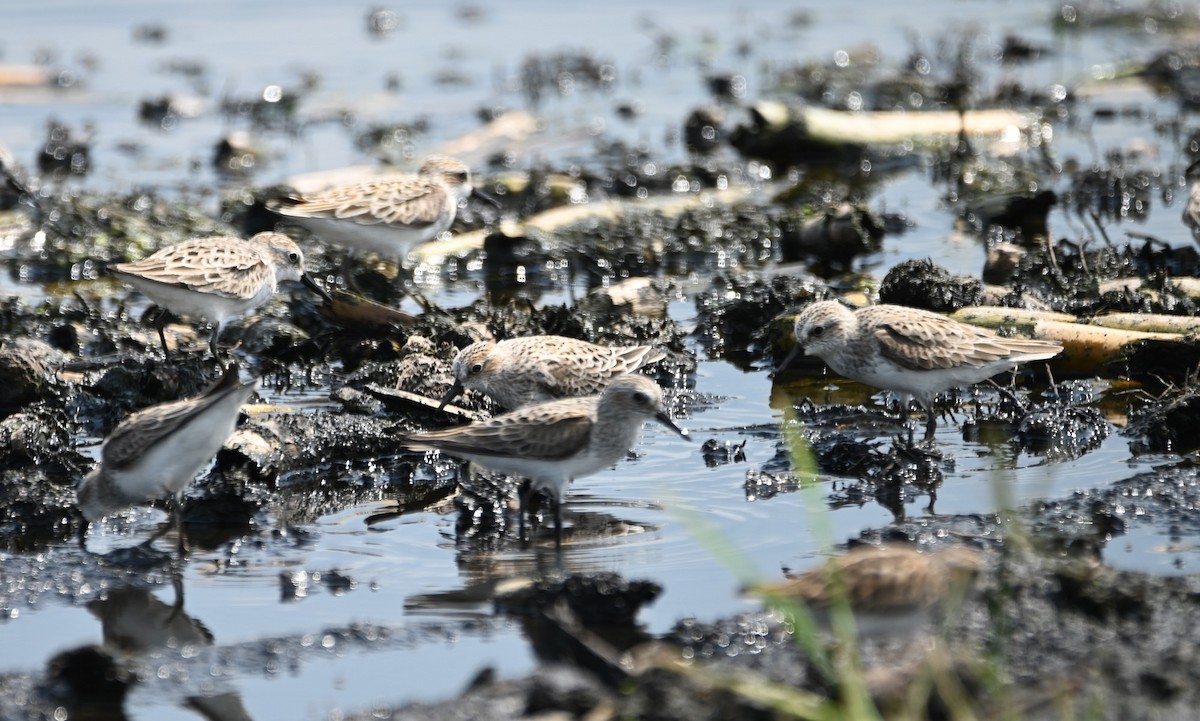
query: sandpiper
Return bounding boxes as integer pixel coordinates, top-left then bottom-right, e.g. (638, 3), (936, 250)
(438, 335), (667, 411)
(748, 543), (983, 635)
(781, 300), (1063, 441)
(402, 374), (690, 546)
(267, 155), (498, 260)
(77, 364), (259, 550)
(109, 231), (331, 360)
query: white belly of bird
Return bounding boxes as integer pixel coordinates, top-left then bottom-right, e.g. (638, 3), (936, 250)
(293, 214), (449, 258)
(107, 402), (244, 502)
(459, 441), (632, 503)
(850, 356), (1021, 402)
(124, 276), (270, 325)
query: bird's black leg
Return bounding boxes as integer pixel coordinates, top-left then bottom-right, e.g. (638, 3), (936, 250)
(166, 570), (185, 623)
(923, 411), (937, 442)
(153, 307), (171, 361)
(518, 481), (532, 543)
(208, 323), (222, 362)
(173, 493), (189, 561)
(899, 401), (914, 446)
(553, 495), (563, 550)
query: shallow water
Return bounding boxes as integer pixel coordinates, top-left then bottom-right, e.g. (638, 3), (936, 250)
(2, 1), (1197, 718)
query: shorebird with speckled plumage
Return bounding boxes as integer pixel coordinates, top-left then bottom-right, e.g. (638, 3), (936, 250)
(780, 300), (1063, 441)
(109, 232), (331, 360)
(403, 374), (690, 547)
(77, 364), (258, 551)
(747, 544), (984, 635)
(438, 335), (667, 411)
(267, 156), (498, 261)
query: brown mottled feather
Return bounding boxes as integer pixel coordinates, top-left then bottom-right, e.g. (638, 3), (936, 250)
(451, 336), (667, 409)
(405, 403), (594, 461)
(110, 237), (272, 301)
(282, 178), (445, 228)
(756, 544), (983, 611)
(862, 305), (1058, 372)
(102, 402), (212, 470)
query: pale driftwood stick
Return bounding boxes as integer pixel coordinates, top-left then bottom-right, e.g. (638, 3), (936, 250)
(754, 100), (1031, 145)
(363, 384), (487, 422)
(1085, 312), (1200, 335)
(434, 110), (538, 158)
(948, 306), (1076, 325)
(951, 306), (1183, 374)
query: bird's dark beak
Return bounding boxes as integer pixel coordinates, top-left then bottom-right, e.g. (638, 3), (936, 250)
(437, 379), (465, 412)
(655, 411), (691, 440)
(776, 342), (804, 374)
(301, 273), (334, 304)
(470, 186), (501, 207)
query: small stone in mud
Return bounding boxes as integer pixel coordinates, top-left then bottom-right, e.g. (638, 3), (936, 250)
(320, 569), (356, 595)
(366, 7), (401, 37)
(280, 570), (312, 602)
(701, 438), (747, 467)
(581, 276), (667, 320)
(233, 316), (310, 355)
(1016, 404), (1108, 462)
(0, 338), (62, 411)
(963, 189), (1057, 239)
(683, 106), (725, 154)
(38, 121), (91, 178)
(43, 645), (131, 712)
(495, 573), (661, 627)
(0, 405), (79, 469)
(777, 203), (885, 269)
(333, 386), (385, 415)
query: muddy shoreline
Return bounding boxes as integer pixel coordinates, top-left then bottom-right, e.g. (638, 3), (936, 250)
(5, 2), (1200, 719)
(3, 170), (1199, 718)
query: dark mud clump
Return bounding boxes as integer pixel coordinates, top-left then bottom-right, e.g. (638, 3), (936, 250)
(878, 258), (983, 312)
(1122, 384), (1200, 454)
(693, 274), (830, 364)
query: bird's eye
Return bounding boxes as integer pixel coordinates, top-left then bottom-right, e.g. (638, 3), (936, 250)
(632, 391), (649, 405)
(455, 171), (469, 182)
(469, 363), (483, 375)
(810, 325), (826, 338)
(288, 252), (300, 263)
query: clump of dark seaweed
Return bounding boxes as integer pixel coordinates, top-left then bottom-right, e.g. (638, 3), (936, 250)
(1123, 380), (1200, 454)
(879, 258), (983, 312)
(693, 274), (828, 361)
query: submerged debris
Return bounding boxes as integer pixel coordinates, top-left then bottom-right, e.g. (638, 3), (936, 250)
(1123, 384), (1200, 454)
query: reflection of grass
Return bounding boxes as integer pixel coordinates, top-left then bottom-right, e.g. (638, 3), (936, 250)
(672, 404), (1068, 720)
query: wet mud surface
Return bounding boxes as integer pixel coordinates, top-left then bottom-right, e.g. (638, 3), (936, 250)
(5, 1), (1200, 719)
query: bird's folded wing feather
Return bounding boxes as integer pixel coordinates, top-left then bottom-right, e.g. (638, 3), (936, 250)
(102, 399), (209, 469)
(113, 244), (267, 300)
(281, 179), (443, 227)
(874, 316), (1010, 371)
(406, 413), (593, 461)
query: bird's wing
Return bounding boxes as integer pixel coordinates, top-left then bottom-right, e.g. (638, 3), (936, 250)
(403, 404), (594, 461)
(533, 340), (664, 396)
(277, 179), (445, 227)
(102, 398), (211, 470)
(871, 310), (1014, 371)
(102, 367), (250, 469)
(111, 240), (268, 300)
